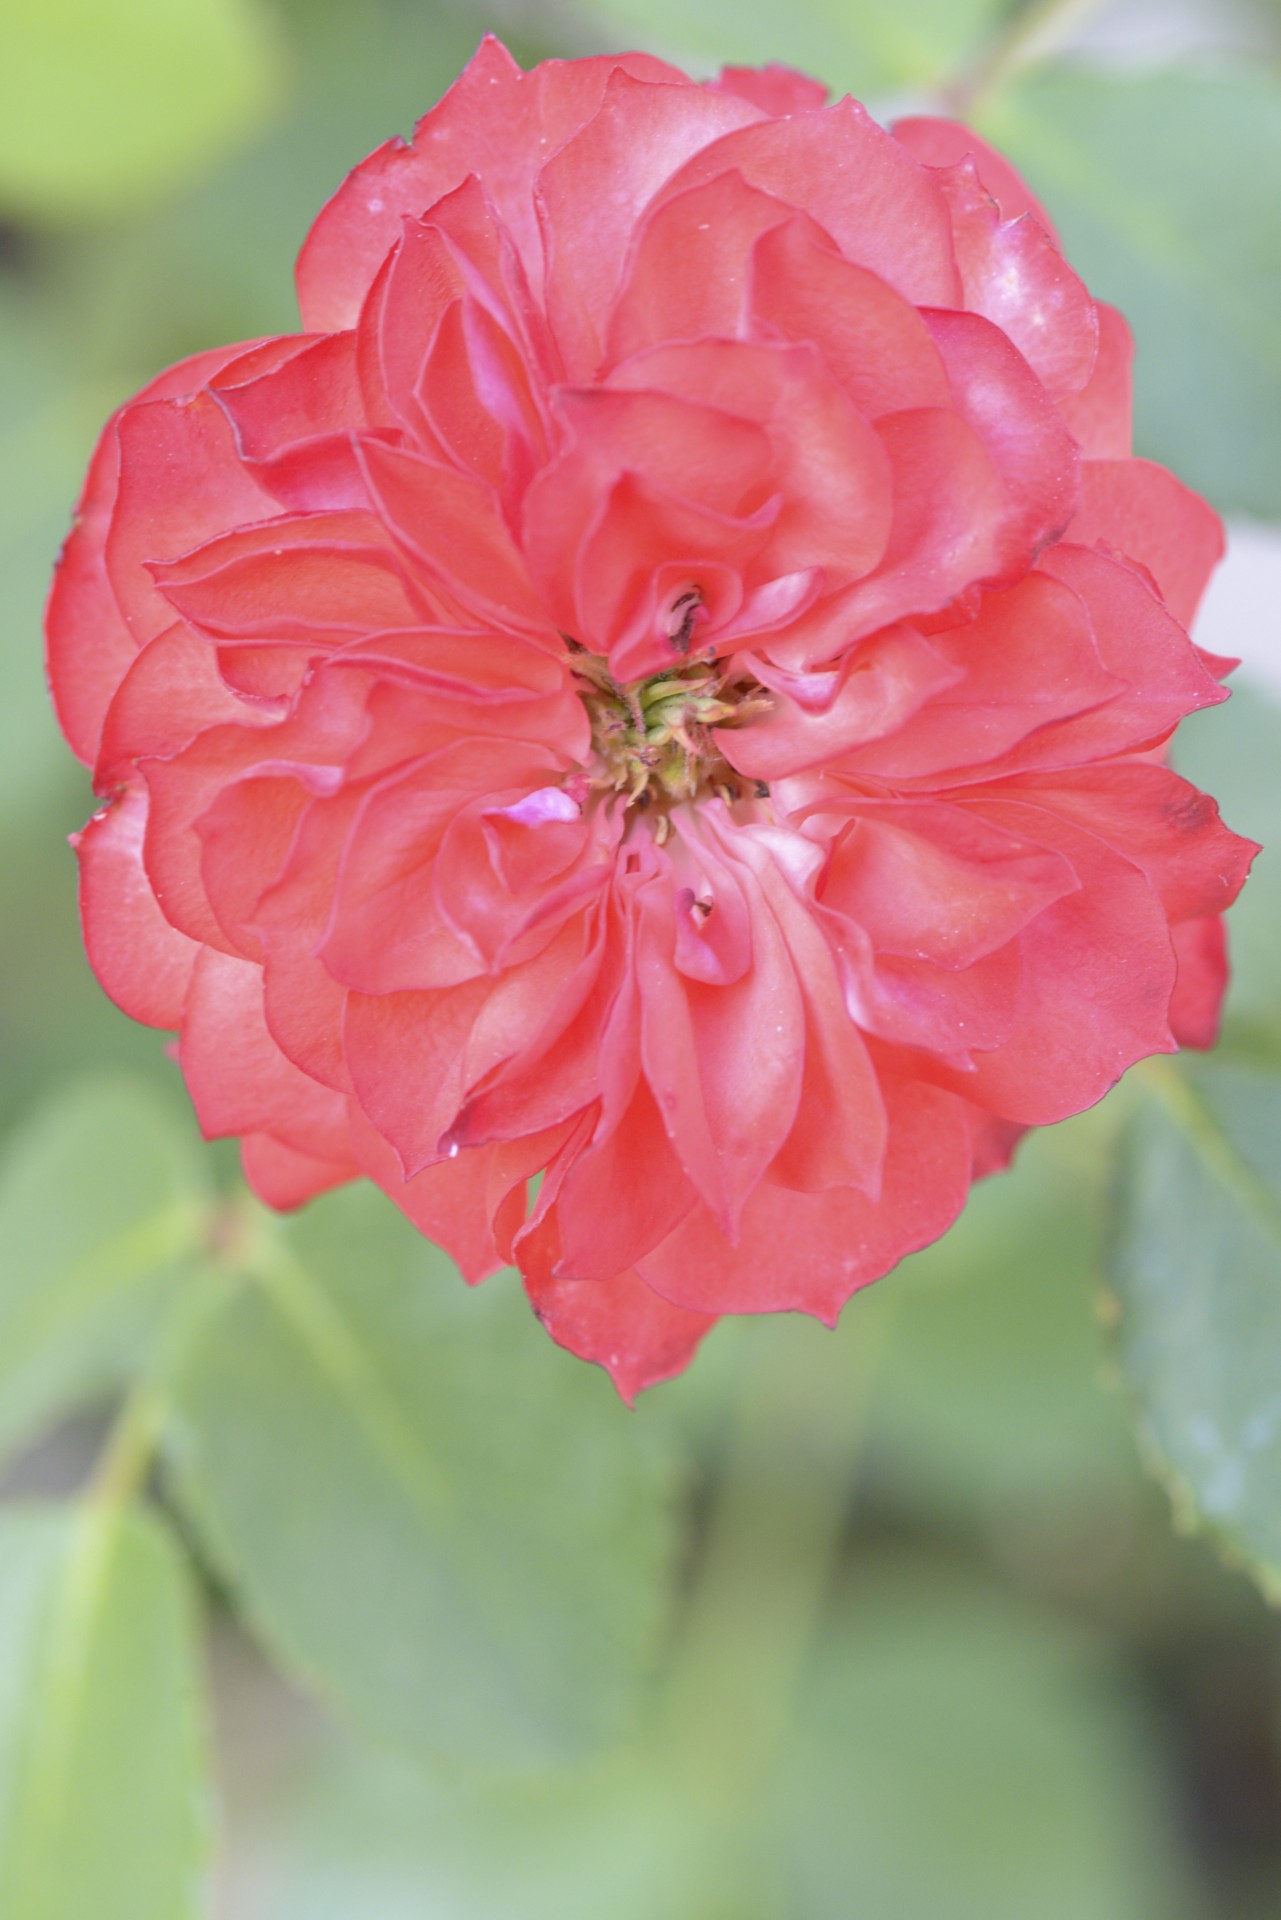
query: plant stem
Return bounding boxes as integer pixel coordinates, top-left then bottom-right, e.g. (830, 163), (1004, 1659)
(944, 0), (1111, 118)
(86, 1381), (164, 1508)
(660, 1301), (893, 1822)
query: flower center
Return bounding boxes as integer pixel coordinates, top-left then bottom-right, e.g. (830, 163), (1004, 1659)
(567, 641), (773, 825)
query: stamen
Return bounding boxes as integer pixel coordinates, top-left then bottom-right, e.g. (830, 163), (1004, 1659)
(567, 643), (774, 820)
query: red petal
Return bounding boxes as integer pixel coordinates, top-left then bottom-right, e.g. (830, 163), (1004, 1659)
(843, 565), (1121, 783)
(1001, 762), (1256, 923)
(748, 217), (952, 417)
(152, 507), (423, 642)
(241, 1133), (358, 1208)
(73, 786), (199, 1030)
(180, 947), (354, 1159)
(343, 979), (494, 1174)
(1059, 303), (1132, 458)
(538, 73), (761, 375)
(759, 408), (1007, 665)
(605, 171), (798, 368)
(725, 624), (962, 780)
(1168, 915), (1229, 1051)
(525, 1260), (716, 1401)
(939, 799), (1179, 1123)
(296, 37), (687, 328)
(820, 800), (1079, 969)
(358, 439), (552, 639)
(1038, 545), (1225, 751)
(1067, 457), (1224, 628)
(46, 343), (261, 765)
(554, 1077), (698, 1280)
(95, 619), (279, 792)
(634, 853), (806, 1229)
(347, 1100), (507, 1283)
(891, 115), (1057, 235)
(638, 1078), (971, 1319)
(933, 159), (1097, 399)
(665, 99), (960, 306)
(713, 64), (828, 116)
(922, 308), (1080, 582)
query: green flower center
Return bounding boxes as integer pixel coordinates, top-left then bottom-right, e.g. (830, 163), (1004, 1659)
(568, 642), (773, 827)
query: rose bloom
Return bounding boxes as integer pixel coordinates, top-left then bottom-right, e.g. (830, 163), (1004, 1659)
(49, 39), (1254, 1397)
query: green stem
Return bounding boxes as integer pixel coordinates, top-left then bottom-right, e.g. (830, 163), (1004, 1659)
(85, 1381), (164, 1508)
(944, 0), (1111, 118)
(660, 1301), (893, 1824)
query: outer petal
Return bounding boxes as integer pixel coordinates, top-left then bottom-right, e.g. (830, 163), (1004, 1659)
(663, 98), (961, 307)
(347, 1099), (509, 1283)
(891, 115), (1057, 234)
(524, 1261), (717, 1402)
(73, 786), (200, 1029)
(1066, 458), (1225, 628)
(242, 1133), (359, 1209)
(180, 947), (355, 1162)
(930, 159), (1097, 400)
(46, 343), (262, 766)
(1168, 915), (1229, 1051)
(638, 1078), (971, 1319)
(921, 308), (1080, 582)
(296, 36), (689, 327)
(937, 799), (1179, 1123)
(539, 73), (762, 375)
(1059, 303), (1133, 458)
(713, 64), (828, 116)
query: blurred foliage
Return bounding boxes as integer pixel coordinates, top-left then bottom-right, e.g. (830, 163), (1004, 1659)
(0, 0), (284, 225)
(0, 0), (1280, 1916)
(0, 1075), (206, 1465)
(166, 1186), (678, 1769)
(980, 65), (1281, 518)
(555, 0), (1014, 98)
(0, 1504), (207, 1920)
(252, 1571), (1199, 1920)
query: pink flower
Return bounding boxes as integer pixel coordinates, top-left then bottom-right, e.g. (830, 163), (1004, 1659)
(48, 39), (1255, 1397)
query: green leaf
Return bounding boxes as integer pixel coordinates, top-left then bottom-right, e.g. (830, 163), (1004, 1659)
(0, 1074), (207, 1461)
(979, 64), (1281, 516)
(165, 1184), (679, 1768)
(1106, 1055), (1281, 1594)
(0, 0), (285, 224)
(566, 0), (1009, 99)
(0, 1502), (208, 1920)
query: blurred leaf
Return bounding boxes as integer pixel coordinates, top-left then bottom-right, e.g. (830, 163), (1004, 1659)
(1172, 681), (1280, 1047)
(258, 1736), (710, 1920)
(0, 1075), (207, 1462)
(0, 1502), (207, 1919)
(979, 64), (1281, 516)
(781, 1567), (1200, 1920)
(259, 1566), (1197, 1920)
(859, 1109), (1137, 1520)
(1107, 1055), (1281, 1596)
(166, 1183), (679, 1769)
(561, 0), (1011, 96)
(0, 0), (285, 224)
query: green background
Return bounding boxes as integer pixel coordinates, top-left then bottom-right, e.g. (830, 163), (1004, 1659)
(2, 1), (1281, 1914)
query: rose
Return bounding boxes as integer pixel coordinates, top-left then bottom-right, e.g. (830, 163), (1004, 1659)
(48, 38), (1255, 1397)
